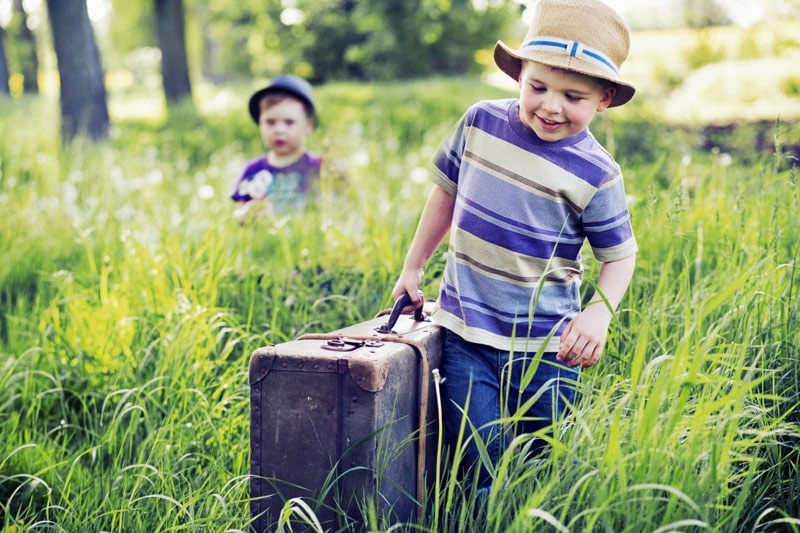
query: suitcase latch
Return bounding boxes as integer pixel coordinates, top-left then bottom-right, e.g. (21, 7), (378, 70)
(321, 336), (369, 352)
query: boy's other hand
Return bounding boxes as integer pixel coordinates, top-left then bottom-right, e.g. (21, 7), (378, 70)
(556, 304), (612, 368)
(391, 269), (425, 314)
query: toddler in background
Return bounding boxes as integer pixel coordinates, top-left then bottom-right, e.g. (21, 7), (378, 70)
(232, 74), (321, 224)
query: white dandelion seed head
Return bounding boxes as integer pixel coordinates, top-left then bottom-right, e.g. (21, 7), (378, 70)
(147, 169), (163, 185)
(115, 205), (135, 221)
(62, 183), (79, 203)
(351, 149), (370, 167)
(198, 184), (214, 200)
(410, 167), (428, 184)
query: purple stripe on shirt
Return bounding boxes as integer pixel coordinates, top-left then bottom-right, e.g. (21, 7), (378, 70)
(442, 282), (566, 321)
(439, 289), (566, 338)
(585, 221), (634, 248)
(433, 150), (460, 178)
(454, 163), (585, 237)
(458, 192), (582, 240)
(469, 101), (615, 188)
(445, 261), (582, 318)
(553, 149), (616, 189)
(456, 206), (583, 260)
(582, 209), (631, 227)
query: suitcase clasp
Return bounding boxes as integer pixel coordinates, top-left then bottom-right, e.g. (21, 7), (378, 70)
(321, 336), (365, 352)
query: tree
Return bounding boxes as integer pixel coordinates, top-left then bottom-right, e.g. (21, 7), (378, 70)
(46, 0), (109, 141)
(9, 0), (39, 93)
(0, 26), (9, 97)
(154, 0), (192, 105)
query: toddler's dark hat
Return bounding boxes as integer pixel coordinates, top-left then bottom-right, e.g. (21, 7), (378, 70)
(248, 74), (316, 123)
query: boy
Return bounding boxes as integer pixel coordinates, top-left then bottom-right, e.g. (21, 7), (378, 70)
(232, 74), (321, 224)
(392, 0), (638, 488)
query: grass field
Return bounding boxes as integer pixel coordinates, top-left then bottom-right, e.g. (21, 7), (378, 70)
(1, 66), (799, 532)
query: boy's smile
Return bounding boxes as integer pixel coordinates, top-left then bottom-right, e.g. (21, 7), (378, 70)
(517, 61), (615, 142)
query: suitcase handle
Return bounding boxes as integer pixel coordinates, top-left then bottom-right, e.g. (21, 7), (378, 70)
(376, 292), (425, 334)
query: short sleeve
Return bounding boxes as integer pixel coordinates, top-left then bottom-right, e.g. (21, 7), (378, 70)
(231, 164), (254, 202)
(427, 110), (470, 195)
(581, 171), (637, 262)
(306, 152), (322, 176)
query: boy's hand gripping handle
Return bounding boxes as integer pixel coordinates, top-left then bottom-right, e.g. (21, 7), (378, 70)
(376, 292), (425, 334)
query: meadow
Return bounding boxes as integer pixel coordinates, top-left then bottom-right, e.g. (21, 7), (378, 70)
(1, 66), (800, 532)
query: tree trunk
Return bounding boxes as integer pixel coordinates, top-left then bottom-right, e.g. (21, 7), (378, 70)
(0, 26), (10, 96)
(154, 0), (192, 104)
(12, 0), (39, 93)
(46, 0), (109, 141)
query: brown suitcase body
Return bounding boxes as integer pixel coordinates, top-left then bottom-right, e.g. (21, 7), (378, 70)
(249, 304), (443, 532)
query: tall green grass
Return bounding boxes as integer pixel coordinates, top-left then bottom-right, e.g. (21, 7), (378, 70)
(0, 78), (798, 532)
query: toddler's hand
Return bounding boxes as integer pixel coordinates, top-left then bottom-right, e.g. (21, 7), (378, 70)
(234, 203), (252, 226)
(556, 303), (612, 368)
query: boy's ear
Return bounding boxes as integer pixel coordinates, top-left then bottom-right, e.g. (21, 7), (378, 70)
(597, 85), (617, 112)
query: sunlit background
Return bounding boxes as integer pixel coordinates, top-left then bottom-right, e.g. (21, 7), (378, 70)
(2, 0), (799, 126)
(2, 1), (800, 531)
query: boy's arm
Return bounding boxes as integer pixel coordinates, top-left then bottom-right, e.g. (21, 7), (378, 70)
(556, 254), (636, 368)
(391, 185), (456, 311)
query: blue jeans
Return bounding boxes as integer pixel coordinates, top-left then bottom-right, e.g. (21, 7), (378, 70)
(441, 329), (580, 489)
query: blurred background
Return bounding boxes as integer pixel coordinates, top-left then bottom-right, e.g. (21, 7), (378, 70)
(1, 0), (799, 126)
(2, 3), (800, 530)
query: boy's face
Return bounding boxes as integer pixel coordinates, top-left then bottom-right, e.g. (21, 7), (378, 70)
(517, 61), (616, 142)
(258, 98), (313, 162)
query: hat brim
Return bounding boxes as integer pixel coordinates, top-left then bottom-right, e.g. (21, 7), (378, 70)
(494, 40), (635, 108)
(248, 86), (316, 124)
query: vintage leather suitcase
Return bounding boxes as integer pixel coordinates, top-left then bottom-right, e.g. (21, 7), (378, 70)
(249, 296), (443, 532)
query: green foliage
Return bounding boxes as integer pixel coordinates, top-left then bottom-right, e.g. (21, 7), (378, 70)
(108, 0), (156, 57)
(771, 33), (800, 56)
(199, 0), (513, 81)
(3, 3), (38, 94)
(1, 78), (800, 531)
(682, 0), (730, 28)
(784, 75), (800, 97)
(305, 0), (511, 80)
(684, 30), (726, 70)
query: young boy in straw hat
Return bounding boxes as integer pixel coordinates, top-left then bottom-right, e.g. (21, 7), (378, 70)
(392, 0), (638, 489)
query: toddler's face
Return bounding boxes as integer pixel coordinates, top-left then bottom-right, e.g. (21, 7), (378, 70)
(258, 98), (313, 162)
(517, 61), (615, 142)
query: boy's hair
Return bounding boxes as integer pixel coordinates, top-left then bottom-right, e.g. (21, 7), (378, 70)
(256, 89), (315, 121)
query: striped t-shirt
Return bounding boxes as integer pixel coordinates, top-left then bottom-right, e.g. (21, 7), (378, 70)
(428, 99), (637, 353)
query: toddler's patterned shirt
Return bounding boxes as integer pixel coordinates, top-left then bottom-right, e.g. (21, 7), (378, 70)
(231, 152), (321, 213)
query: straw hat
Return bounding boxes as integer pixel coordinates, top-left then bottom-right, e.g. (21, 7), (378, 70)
(494, 0), (635, 107)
